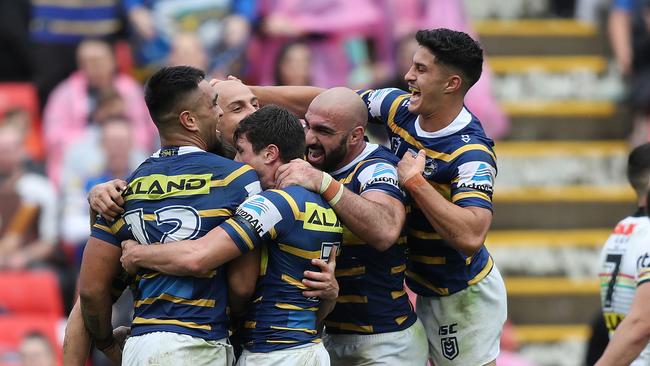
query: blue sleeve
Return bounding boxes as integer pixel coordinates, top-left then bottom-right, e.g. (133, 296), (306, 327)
(449, 147), (497, 211)
(90, 216), (121, 247)
(220, 190), (297, 254)
(355, 160), (406, 204)
(357, 88), (410, 126)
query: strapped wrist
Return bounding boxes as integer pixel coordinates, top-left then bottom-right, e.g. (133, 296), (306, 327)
(403, 173), (427, 192)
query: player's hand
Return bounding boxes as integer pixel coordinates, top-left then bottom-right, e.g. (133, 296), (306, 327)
(88, 179), (127, 222)
(209, 75), (243, 87)
(397, 149), (426, 185)
(302, 246), (338, 300)
(275, 159), (322, 192)
(113, 326), (131, 349)
(120, 240), (140, 275)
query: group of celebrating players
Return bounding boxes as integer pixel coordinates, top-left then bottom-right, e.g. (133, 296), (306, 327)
(62, 28), (507, 366)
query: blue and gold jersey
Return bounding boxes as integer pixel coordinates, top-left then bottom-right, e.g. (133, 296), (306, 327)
(90, 146), (261, 340)
(221, 185), (343, 352)
(358, 88), (497, 297)
(324, 143), (416, 335)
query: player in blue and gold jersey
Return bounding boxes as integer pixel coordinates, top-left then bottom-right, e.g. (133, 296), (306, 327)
(248, 28), (507, 366)
(273, 87), (427, 365)
(119, 105), (341, 366)
(78, 66), (261, 366)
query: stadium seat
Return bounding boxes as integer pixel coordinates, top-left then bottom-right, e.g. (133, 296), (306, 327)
(0, 270), (63, 317)
(0, 83), (43, 160)
(0, 315), (63, 366)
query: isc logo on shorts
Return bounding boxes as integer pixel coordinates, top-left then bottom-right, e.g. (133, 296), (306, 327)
(439, 323), (459, 360)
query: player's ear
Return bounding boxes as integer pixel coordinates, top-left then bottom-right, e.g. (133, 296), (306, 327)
(444, 74), (462, 94)
(264, 144), (280, 164)
(179, 110), (199, 132)
(349, 126), (365, 144)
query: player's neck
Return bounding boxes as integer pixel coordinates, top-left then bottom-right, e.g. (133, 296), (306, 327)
(333, 140), (366, 172)
(159, 132), (207, 151)
(418, 98), (464, 133)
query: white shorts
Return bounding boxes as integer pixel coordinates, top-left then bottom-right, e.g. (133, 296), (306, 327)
(417, 266), (507, 366)
(122, 331), (234, 366)
(323, 319), (428, 365)
(236, 342), (329, 366)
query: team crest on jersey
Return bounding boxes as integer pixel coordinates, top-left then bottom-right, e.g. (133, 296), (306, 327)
(456, 161), (495, 193)
(461, 134), (470, 143)
(441, 337), (459, 360)
(236, 195), (282, 237)
(423, 157), (437, 178)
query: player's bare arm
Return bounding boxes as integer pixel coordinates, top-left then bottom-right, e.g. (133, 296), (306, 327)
(78, 237), (123, 364)
(247, 85), (323, 117)
(227, 248), (261, 317)
(88, 179), (127, 221)
(120, 226), (244, 276)
(304, 246), (339, 327)
(595, 282), (650, 366)
(398, 150), (491, 256)
(276, 159), (405, 251)
(62, 300), (91, 366)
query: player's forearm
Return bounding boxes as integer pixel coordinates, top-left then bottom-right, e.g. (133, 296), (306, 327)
(316, 299), (336, 330)
(79, 287), (114, 350)
(332, 189), (404, 251)
(63, 300), (92, 366)
(131, 241), (210, 276)
(248, 85), (323, 117)
(227, 249), (260, 317)
(405, 178), (488, 256)
(595, 316), (650, 366)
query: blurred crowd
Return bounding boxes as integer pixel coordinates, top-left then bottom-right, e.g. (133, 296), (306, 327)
(0, 0), (646, 365)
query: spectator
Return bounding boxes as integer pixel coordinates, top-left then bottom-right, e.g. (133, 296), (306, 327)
(43, 39), (155, 188)
(608, 0), (650, 146)
(0, 123), (58, 270)
(273, 40), (313, 86)
(123, 0), (256, 79)
(249, 0), (383, 88)
(18, 332), (56, 366)
(167, 32), (209, 71)
(60, 118), (144, 267)
(29, 0), (123, 109)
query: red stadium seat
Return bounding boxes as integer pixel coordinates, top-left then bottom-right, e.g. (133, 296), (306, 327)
(0, 315), (63, 366)
(0, 271), (63, 317)
(0, 83), (44, 160)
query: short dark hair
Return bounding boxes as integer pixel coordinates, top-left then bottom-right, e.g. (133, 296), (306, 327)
(415, 28), (483, 91)
(144, 66), (205, 128)
(234, 105), (305, 162)
(628, 143), (650, 196)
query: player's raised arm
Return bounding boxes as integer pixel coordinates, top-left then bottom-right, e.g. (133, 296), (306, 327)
(247, 85), (323, 118)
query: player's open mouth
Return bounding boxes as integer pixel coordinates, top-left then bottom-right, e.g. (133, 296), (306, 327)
(307, 147), (325, 164)
(409, 86), (421, 103)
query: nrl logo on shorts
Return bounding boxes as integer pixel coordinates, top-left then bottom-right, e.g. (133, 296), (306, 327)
(441, 336), (459, 360)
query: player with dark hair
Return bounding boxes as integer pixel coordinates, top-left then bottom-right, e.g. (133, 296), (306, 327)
(119, 105), (341, 365)
(271, 87), (427, 364)
(596, 142), (650, 366)
(76, 65), (262, 366)
(245, 27), (506, 366)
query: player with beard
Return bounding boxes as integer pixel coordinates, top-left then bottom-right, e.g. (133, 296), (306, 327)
(273, 87), (428, 365)
(246, 28), (506, 366)
(73, 66), (262, 366)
